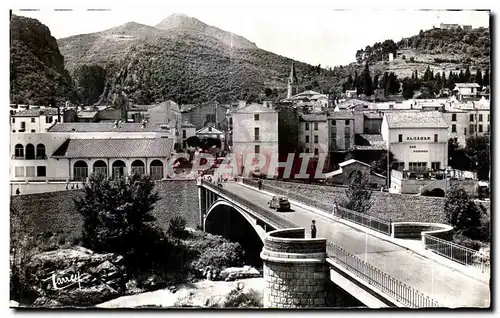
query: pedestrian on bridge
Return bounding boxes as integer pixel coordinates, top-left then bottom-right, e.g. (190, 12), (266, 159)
(311, 220), (317, 238)
(258, 179), (263, 191)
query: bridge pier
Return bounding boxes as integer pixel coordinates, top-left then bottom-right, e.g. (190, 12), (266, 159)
(261, 228), (328, 308)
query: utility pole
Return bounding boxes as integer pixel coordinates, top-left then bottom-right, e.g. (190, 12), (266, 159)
(386, 141), (390, 189)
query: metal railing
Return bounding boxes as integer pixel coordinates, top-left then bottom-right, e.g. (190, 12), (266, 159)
(326, 242), (440, 308)
(242, 178), (392, 236)
(201, 180), (296, 230)
(335, 206), (392, 236)
(423, 234), (490, 274)
(206, 179), (440, 308)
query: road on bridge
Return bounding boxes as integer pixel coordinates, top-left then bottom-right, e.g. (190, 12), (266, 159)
(223, 182), (490, 308)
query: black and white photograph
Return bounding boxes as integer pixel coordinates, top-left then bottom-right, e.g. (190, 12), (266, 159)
(7, 2), (492, 310)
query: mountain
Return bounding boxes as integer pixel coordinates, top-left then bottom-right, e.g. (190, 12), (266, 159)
(57, 13), (332, 105)
(10, 14), (76, 105)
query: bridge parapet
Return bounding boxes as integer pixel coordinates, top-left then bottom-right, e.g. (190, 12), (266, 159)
(261, 228), (328, 308)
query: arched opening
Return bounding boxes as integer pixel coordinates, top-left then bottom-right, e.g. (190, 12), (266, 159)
(348, 170), (363, 183)
(14, 144), (24, 158)
(73, 160), (88, 181)
(93, 160), (107, 176)
(205, 203), (264, 268)
(25, 144), (35, 160)
(112, 160), (126, 178)
(131, 160), (145, 175)
(36, 144), (46, 159)
(150, 160), (164, 180)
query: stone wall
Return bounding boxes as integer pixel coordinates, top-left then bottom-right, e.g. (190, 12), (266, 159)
(261, 228), (328, 308)
(392, 222), (453, 240)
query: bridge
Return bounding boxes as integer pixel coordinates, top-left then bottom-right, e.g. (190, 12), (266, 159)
(197, 178), (490, 308)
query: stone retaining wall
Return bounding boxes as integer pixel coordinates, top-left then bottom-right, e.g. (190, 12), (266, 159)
(392, 222), (453, 241)
(261, 228), (328, 308)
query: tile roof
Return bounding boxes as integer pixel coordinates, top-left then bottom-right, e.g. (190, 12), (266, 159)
(299, 113), (328, 121)
(328, 110), (355, 119)
(354, 134), (386, 150)
(12, 108), (59, 117)
(77, 111), (98, 118)
(233, 103), (276, 113)
(364, 112), (383, 119)
(385, 111), (448, 129)
(196, 126), (223, 135)
(454, 83), (481, 88)
(48, 123), (171, 133)
(51, 138), (174, 158)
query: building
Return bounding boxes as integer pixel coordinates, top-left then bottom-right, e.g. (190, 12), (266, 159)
(328, 110), (355, 152)
(298, 113), (328, 156)
(284, 90), (329, 112)
(441, 105), (469, 146)
(453, 83), (481, 100)
(381, 111), (449, 173)
(10, 122), (175, 186)
(231, 103), (278, 176)
(11, 107), (63, 133)
(453, 97), (491, 139)
(181, 122), (197, 143)
(324, 159), (386, 188)
(180, 102), (229, 131)
(439, 23), (460, 30)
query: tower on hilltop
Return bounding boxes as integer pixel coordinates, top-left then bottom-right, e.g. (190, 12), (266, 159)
(287, 61), (299, 98)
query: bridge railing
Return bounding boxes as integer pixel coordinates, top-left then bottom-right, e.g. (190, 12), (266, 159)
(242, 178), (392, 236)
(326, 242), (440, 308)
(423, 233), (490, 274)
(201, 180), (297, 230)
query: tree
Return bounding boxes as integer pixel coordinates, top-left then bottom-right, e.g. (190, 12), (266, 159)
(475, 70), (483, 88)
(373, 74), (379, 90)
(342, 172), (373, 213)
(464, 135), (490, 181)
(444, 185), (482, 233)
(371, 151), (398, 178)
(464, 66), (471, 82)
(74, 173), (160, 257)
(448, 138), (472, 171)
(345, 74), (354, 91)
(362, 63), (373, 96)
(483, 69), (490, 87)
(74, 64), (107, 105)
(354, 70), (362, 94)
(264, 87), (273, 97)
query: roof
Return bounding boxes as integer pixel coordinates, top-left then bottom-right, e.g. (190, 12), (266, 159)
(196, 126), (223, 135)
(77, 111), (98, 119)
(364, 112), (383, 119)
(328, 110), (355, 119)
(12, 108), (59, 117)
(181, 122), (196, 128)
(339, 159), (372, 168)
(454, 83), (481, 88)
(129, 105), (156, 112)
(180, 104), (196, 112)
(299, 113), (328, 122)
(154, 100), (180, 113)
(232, 103), (276, 114)
(51, 138), (174, 158)
(48, 123), (172, 133)
(384, 111), (448, 129)
(287, 90), (327, 101)
(354, 134), (386, 150)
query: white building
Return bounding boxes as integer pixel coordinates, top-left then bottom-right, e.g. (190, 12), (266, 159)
(381, 111), (449, 172)
(453, 83), (481, 100)
(231, 103), (278, 176)
(298, 113), (329, 156)
(284, 90), (329, 112)
(11, 108), (62, 133)
(10, 122), (175, 186)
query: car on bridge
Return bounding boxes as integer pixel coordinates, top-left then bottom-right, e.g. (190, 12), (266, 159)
(268, 196), (291, 212)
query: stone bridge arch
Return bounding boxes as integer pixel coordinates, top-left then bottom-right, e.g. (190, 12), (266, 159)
(204, 199), (266, 267)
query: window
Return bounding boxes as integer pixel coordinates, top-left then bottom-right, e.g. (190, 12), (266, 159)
(314, 135), (318, 143)
(431, 162), (441, 171)
(452, 114), (457, 122)
(314, 123), (318, 130)
(469, 124), (475, 134)
(434, 134), (438, 142)
(398, 134), (403, 142)
(31, 129), (36, 133)
(344, 127), (351, 149)
(314, 148), (319, 156)
(254, 145), (260, 154)
(182, 130), (186, 138)
(452, 124), (456, 133)
(205, 114), (216, 123)
(37, 166), (46, 177)
(31, 117), (35, 123)
(479, 125), (483, 133)
(12, 118), (15, 123)
(15, 166), (24, 177)
(36, 144), (46, 159)
(305, 148), (310, 153)
(488, 114), (490, 122)
(464, 128), (467, 135)
(331, 120), (336, 126)
(14, 144), (24, 158)
(305, 123), (310, 130)
(345, 120), (350, 125)
(479, 114), (483, 122)
(254, 114), (259, 121)
(20, 122), (25, 131)
(409, 162), (427, 172)
(46, 116), (53, 124)
(487, 124), (490, 132)
(229, 117), (233, 125)
(470, 114), (474, 122)
(395, 162), (405, 172)
(254, 127), (260, 141)
(26, 166), (36, 177)
(25, 144), (35, 159)
(305, 135), (310, 143)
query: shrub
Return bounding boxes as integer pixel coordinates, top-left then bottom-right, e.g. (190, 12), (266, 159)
(188, 240), (244, 273)
(444, 185), (481, 232)
(168, 216), (187, 238)
(409, 57), (415, 62)
(342, 172), (373, 213)
(220, 288), (263, 308)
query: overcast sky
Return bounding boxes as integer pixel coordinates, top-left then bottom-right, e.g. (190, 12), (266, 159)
(13, 7), (490, 67)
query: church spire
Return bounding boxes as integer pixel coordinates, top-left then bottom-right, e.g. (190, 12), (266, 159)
(287, 61), (299, 98)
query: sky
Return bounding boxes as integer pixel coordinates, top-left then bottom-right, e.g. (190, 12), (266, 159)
(12, 7), (490, 67)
